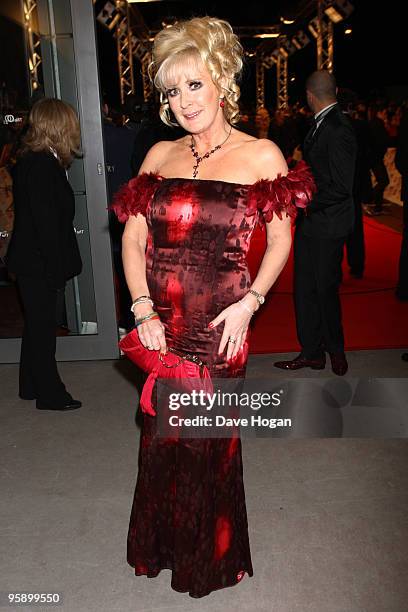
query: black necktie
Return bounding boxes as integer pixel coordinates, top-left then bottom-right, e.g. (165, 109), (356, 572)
(305, 117), (317, 144)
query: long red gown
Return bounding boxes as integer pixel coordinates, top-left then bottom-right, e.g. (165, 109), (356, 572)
(112, 162), (315, 598)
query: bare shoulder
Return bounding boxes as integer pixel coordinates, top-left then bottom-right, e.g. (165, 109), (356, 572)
(248, 139), (288, 180)
(139, 140), (179, 174)
(231, 127), (258, 144)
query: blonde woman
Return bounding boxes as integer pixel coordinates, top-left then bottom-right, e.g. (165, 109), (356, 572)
(6, 98), (82, 410)
(112, 16), (315, 598)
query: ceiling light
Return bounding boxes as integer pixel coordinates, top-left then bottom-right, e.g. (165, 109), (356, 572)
(254, 33), (280, 39)
(324, 7), (343, 23)
(280, 17), (295, 25)
(323, 0), (354, 23)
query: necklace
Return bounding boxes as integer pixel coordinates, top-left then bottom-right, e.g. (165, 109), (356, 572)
(189, 126), (232, 179)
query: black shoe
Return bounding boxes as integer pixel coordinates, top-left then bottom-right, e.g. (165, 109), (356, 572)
(401, 353), (408, 362)
(19, 393), (37, 400)
(274, 354), (326, 370)
(350, 270), (363, 279)
(329, 353), (348, 376)
(36, 399), (82, 411)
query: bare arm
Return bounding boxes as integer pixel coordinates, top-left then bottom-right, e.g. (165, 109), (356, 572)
(122, 214), (149, 301)
(247, 212), (292, 298)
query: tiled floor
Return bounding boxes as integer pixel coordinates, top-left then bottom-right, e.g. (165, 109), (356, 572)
(1, 352), (408, 612)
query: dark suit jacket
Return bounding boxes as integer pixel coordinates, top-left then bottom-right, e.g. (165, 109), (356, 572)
(368, 116), (390, 165)
(299, 104), (357, 238)
(395, 110), (408, 202)
(6, 150), (82, 289)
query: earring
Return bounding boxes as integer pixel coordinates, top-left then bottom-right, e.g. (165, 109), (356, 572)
(220, 98), (225, 108)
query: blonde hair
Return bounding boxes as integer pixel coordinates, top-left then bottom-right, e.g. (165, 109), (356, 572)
(21, 98), (81, 167)
(149, 16), (243, 127)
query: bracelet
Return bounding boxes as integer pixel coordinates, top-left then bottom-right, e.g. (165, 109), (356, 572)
(134, 310), (158, 324)
(238, 299), (255, 315)
(134, 313), (160, 328)
(130, 296), (154, 314)
(134, 310), (157, 322)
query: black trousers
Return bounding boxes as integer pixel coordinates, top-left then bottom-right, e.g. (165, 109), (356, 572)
(371, 160), (390, 210)
(112, 248), (134, 331)
(294, 227), (346, 358)
(346, 197), (365, 275)
(397, 196), (408, 297)
(17, 275), (70, 404)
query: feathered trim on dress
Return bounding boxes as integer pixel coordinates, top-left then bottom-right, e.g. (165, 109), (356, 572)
(245, 160), (316, 224)
(110, 172), (162, 223)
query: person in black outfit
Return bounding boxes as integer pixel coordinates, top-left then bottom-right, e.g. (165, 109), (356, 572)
(102, 101), (138, 331)
(267, 109), (300, 160)
(395, 106), (408, 301)
(130, 101), (185, 175)
(275, 70), (357, 376)
(6, 98), (82, 410)
(368, 104), (390, 215)
(338, 90), (372, 278)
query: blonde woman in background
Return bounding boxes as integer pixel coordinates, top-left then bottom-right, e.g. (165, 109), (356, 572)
(6, 98), (82, 411)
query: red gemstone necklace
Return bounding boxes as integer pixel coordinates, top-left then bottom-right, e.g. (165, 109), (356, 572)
(189, 126), (232, 179)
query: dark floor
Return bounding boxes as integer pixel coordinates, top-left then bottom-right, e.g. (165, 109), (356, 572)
(363, 200), (403, 232)
(1, 352), (408, 612)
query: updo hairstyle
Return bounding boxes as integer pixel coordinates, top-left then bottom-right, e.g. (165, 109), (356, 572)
(149, 16), (244, 127)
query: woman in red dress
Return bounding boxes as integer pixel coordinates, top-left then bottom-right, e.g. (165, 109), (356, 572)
(112, 16), (315, 599)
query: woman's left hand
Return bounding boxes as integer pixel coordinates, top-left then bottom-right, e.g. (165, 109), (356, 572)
(208, 302), (253, 360)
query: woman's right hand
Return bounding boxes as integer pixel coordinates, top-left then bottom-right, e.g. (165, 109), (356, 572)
(133, 303), (167, 353)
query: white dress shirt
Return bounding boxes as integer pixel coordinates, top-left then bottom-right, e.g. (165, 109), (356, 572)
(313, 102), (338, 133)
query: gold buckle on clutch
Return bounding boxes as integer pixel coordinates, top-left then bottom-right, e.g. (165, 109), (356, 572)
(158, 348), (206, 376)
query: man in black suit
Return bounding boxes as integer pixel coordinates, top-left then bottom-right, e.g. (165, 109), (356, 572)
(395, 106), (408, 301)
(275, 70), (357, 375)
(338, 90), (372, 279)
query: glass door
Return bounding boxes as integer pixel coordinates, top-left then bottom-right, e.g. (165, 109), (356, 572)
(0, 0), (119, 362)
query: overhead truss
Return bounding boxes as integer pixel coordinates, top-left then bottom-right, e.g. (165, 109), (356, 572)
(97, 0), (343, 108)
(22, 0), (42, 95)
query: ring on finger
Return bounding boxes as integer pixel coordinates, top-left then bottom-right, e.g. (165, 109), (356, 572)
(228, 336), (236, 344)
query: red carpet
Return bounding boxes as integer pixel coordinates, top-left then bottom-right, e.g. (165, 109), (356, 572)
(247, 218), (407, 353)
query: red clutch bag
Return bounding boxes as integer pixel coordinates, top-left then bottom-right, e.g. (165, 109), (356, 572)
(119, 328), (213, 416)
